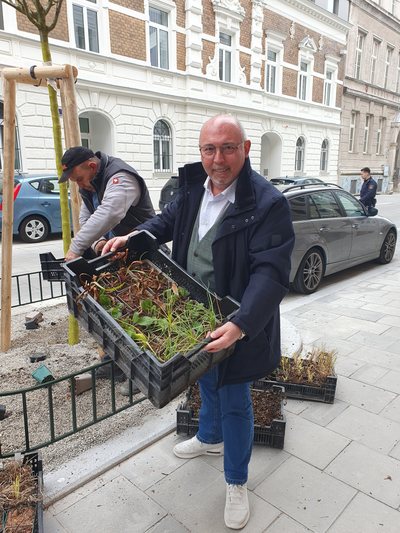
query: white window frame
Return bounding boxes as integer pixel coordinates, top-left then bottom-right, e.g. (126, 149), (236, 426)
(265, 32), (284, 95)
(153, 119), (172, 172)
(265, 48), (278, 94)
(384, 46), (393, 89)
(295, 136), (305, 172)
(370, 39), (380, 85)
(79, 116), (91, 149)
(320, 139), (329, 171)
(71, 0), (100, 53)
(349, 111), (356, 153)
(363, 114), (371, 154)
(355, 31), (365, 80)
(219, 31), (233, 82)
(0, 101), (22, 171)
(376, 117), (385, 155)
(298, 60), (310, 101)
(396, 52), (400, 93)
(149, 5), (171, 70)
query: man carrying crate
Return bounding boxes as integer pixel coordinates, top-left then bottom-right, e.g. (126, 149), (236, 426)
(103, 114), (295, 530)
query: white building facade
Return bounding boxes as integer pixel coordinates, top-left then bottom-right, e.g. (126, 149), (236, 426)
(0, 0), (350, 206)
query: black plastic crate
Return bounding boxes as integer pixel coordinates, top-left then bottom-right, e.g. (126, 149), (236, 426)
(0, 452), (43, 533)
(253, 375), (337, 404)
(63, 231), (239, 408)
(176, 384), (286, 449)
(40, 252), (65, 281)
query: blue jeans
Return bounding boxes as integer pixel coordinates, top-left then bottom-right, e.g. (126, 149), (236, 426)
(197, 366), (254, 485)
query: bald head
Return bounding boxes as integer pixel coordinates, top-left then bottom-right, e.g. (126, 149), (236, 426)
(199, 114), (251, 195)
(199, 114), (247, 143)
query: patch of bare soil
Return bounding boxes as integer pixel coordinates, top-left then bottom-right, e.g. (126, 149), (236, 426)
(0, 303), (157, 472)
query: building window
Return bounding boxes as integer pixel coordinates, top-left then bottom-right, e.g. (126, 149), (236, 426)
(349, 111), (356, 152)
(355, 31), (365, 80)
(73, 1), (99, 53)
(149, 6), (169, 69)
(320, 139), (329, 171)
(323, 70), (334, 106)
(0, 1), (4, 30)
(396, 53), (400, 93)
(0, 101), (22, 171)
(295, 137), (305, 172)
(219, 32), (232, 82)
(385, 46), (393, 89)
(370, 39), (380, 85)
(79, 117), (91, 148)
(153, 119), (172, 172)
(376, 117), (385, 155)
(363, 115), (371, 154)
(298, 61), (309, 100)
(266, 49), (277, 93)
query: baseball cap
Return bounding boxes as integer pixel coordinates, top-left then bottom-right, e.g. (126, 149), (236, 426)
(59, 146), (95, 183)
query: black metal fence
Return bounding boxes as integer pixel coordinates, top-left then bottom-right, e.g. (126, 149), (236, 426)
(0, 271), (66, 309)
(0, 360), (146, 458)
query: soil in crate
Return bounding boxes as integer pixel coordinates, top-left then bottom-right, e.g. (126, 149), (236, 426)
(177, 383), (286, 448)
(64, 231), (239, 408)
(0, 453), (43, 533)
(256, 351), (337, 404)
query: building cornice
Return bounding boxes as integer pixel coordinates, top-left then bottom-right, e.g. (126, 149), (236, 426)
(264, 0), (351, 33)
(350, 0), (400, 33)
(343, 85), (400, 109)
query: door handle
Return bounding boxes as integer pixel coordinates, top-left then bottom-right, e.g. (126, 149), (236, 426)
(352, 224), (358, 229)
(41, 202), (50, 207)
(319, 227), (329, 232)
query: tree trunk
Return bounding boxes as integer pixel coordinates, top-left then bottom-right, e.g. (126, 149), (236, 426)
(40, 31), (79, 345)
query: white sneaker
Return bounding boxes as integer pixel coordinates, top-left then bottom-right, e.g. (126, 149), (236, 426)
(173, 436), (224, 459)
(224, 483), (250, 530)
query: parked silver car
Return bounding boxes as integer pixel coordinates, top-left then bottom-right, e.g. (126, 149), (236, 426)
(284, 183), (397, 294)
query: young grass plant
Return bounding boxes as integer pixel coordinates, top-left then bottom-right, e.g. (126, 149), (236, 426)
(272, 344), (336, 386)
(79, 260), (221, 362)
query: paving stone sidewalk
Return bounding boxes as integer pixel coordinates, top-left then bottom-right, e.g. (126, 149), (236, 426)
(44, 260), (400, 533)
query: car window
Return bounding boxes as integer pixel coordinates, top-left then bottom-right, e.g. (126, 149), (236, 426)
(28, 180), (41, 191)
(39, 178), (60, 195)
(335, 191), (365, 217)
(309, 191), (342, 219)
(289, 195), (308, 221)
(0, 178), (20, 194)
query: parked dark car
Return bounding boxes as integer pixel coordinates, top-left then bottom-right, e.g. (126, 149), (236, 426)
(270, 176), (325, 187)
(284, 183), (396, 293)
(158, 175), (179, 211)
(0, 174), (64, 243)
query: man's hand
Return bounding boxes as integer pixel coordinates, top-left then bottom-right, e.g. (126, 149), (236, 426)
(204, 321), (244, 353)
(65, 250), (81, 262)
(94, 239), (107, 256)
(101, 235), (129, 255)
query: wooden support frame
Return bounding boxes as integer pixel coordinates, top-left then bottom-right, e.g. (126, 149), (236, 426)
(1, 64), (80, 351)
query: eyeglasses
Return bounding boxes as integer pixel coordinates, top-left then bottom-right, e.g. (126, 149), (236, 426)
(199, 142), (244, 157)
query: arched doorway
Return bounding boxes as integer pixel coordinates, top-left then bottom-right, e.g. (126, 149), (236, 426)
(78, 111), (113, 153)
(260, 132), (282, 179)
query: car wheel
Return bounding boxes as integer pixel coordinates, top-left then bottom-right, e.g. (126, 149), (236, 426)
(377, 229), (397, 264)
(292, 248), (325, 294)
(19, 215), (49, 243)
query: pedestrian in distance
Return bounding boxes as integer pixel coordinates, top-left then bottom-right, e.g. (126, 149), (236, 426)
(60, 146), (156, 388)
(360, 166), (378, 214)
(102, 114), (295, 530)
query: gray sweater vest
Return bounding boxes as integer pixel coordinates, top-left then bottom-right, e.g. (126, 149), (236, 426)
(186, 204), (226, 293)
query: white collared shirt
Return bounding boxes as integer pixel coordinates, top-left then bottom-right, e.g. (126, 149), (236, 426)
(198, 177), (237, 240)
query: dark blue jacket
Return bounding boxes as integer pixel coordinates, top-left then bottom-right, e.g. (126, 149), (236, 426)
(137, 158), (295, 386)
(360, 177), (377, 208)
